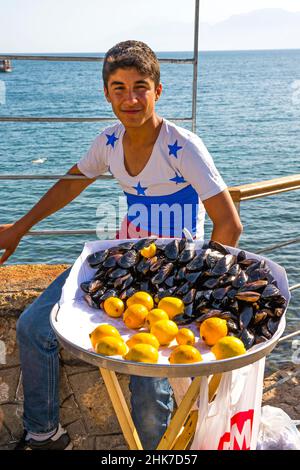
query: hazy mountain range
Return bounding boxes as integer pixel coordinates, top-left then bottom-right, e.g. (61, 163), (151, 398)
(126, 8), (300, 51)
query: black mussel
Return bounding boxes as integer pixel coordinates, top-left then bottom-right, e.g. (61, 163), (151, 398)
(245, 260), (263, 275)
(238, 258), (257, 268)
(195, 298), (209, 311)
(154, 286), (177, 302)
(136, 257), (151, 275)
(239, 305), (253, 329)
(140, 280), (150, 292)
(175, 281), (191, 296)
(114, 273), (133, 289)
(109, 268), (129, 280)
(182, 288), (196, 305)
(254, 335), (269, 345)
(274, 307), (285, 318)
(211, 254), (236, 276)
(196, 310), (232, 324)
(87, 249), (108, 268)
(178, 237), (187, 252)
(212, 286), (230, 301)
(229, 300), (239, 315)
(261, 284), (281, 299)
(184, 302), (195, 318)
(117, 241), (135, 250)
(119, 287), (136, 301)
(202, 277), (219, 289)
(178, 242), (195, 264)
(239, 329), (255, 350)
(260, 324), (272, 340)
(267, 318), (280, 335)
(203, 289), (213, 301)
(92, 288), (107, 301)
(133, 238), (157, 251)
(172, 313), (194, 325)
(195, 290), (205, 302)
(165, 274), (176, 288)
(186, 253), (205, 271)
(237, 250), (246, 263)
(228, 263), (241, 277)
(208, 240), (229, 255)
(88, 279), (104, 294)
(185, 271), (202, 285)
(80, 281), (90, 293)
(205, 249), (224, 269)
(240, 280), (268, 292)
(149, 258), (164, 273)
(235, 291), (260, 303)
(247, 269), (267, 283)
(227, 319), (239, 334)
(164, 239), (180, 260)
(175, 267), (187, 282)
(118, 250), (139, 269)
(103, 253), (123, 268)
(253, 311), (268, 325)
(227, 288), (238, 300)
(151, 263), (173, 285)
(93, 269), (106, 281)
(84, 293), (99, 309)
(232, 270), (248, 289)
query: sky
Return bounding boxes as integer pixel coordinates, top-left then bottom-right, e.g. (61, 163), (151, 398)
(1, 0), (300, 52)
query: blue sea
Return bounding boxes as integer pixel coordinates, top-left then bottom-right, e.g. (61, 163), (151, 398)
(0, 49), (299, 369)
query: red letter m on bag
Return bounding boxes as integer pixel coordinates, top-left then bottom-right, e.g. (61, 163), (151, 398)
(218, 410), (254, 450)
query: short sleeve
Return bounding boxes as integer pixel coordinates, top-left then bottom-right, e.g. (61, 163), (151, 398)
(77, 133), (109, 178)
(179, 137), (227, 201)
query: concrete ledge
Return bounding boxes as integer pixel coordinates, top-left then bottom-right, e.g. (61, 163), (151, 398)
(0, 265), (299, 450)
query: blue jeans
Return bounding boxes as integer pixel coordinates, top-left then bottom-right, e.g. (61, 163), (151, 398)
(16, 268), (174, 450)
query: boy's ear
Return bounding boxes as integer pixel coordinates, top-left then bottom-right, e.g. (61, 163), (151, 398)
(104, 86), (111, 103)
(155, 83), (163, 101)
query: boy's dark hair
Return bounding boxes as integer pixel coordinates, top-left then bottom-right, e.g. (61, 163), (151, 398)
(102, 40), (160, 88)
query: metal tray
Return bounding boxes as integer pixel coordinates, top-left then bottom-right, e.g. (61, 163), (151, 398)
(50, 238), (290, 378)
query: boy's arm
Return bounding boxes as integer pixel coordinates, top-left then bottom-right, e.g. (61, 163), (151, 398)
(203, 189), (243, 248)
(0, 164), (94, 264)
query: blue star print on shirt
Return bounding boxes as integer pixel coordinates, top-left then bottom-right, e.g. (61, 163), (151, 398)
(106, 133), (119, 148)
(168, 140), (183, 158)
(169, 172), (186, 184)
(133, 181), (147, 195)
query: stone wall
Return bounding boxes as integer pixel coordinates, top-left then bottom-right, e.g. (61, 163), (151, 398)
(0, 265), (299, 450)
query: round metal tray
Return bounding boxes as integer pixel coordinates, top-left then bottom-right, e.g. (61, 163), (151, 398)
(50, 303), (286, 378)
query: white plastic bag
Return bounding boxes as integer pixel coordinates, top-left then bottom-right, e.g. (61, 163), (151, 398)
(256, 405), (300, 450)
(189, 358), (265, 450)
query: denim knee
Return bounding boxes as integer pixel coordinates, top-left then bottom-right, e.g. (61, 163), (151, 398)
(16, 305), (57, 350)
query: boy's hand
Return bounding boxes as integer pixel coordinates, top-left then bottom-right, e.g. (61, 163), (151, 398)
(0, 223), (23, 264)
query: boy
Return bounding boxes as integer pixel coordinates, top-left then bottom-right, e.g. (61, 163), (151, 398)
(0, 40), (242, 450)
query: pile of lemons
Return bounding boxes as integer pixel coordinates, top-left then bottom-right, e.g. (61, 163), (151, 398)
(89, 289), (246, 365)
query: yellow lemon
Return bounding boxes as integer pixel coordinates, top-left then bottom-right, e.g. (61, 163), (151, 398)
(211, 336), (246, 360)
(140, 243), (157, 258)
(127, 291), (154, 311)
(169, 345), (203, 364)
(200, 317), (228, 346)
(123, 304), (149, 329)
(126, 332), (160, 350)
(176, 328), (195, 346)
(157, 297), (185, 320)
(124, 344), (159, 364)
(103, 297), (125, 318)
(89, 324), (121, 349)
(95, 336), (127, 356)
(146, 309), (169, 329)
(151, 319), (179, 346)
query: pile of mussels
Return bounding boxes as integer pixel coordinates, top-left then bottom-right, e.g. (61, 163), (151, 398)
(81, 238), (287, 350)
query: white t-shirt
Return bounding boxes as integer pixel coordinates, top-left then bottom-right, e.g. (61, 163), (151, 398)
(77, 118), (227, 239)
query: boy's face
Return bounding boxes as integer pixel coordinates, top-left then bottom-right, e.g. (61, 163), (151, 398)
(104, 67), (162, 128)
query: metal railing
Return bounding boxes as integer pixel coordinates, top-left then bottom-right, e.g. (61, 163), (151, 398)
(0, 0), (200, 132)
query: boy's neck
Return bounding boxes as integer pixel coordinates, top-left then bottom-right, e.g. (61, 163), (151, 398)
(123, 114), (163, 148)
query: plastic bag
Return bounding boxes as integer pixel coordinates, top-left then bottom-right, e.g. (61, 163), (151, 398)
(256, 405), (300, 450)
(189, 358), (265, 450)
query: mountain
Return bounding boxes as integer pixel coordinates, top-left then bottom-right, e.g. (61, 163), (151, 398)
(199, 8), (300, 51)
